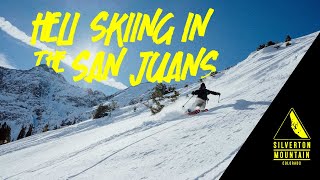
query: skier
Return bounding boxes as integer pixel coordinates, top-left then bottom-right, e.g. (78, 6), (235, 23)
(188, 83), (220, 114)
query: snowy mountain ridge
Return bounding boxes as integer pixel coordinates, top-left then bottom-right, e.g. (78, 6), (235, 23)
(0, 31), (318, 179)
(0, 64), (107, 142)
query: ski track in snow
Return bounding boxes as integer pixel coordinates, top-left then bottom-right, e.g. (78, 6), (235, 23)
(0, 31), (318, 180)
(194, 145), (241, 180)
(67, 120), (187, 179)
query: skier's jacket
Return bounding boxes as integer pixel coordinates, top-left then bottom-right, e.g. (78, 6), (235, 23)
(192, 83), (220, 101)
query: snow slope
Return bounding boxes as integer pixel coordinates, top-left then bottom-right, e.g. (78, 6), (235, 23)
(0, 31), (318, 180)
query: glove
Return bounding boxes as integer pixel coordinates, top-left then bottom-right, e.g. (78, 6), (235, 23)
(191, 91), (195, 95)
(216, 92), (221, 96)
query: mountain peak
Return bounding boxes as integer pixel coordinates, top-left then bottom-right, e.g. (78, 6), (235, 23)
(0, 65), (108, 144)
(31, 64), (56, 73)
(30, 64), (66, 82)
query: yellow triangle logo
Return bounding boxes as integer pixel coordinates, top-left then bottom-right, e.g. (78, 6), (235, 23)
(273, 108), (310, 140)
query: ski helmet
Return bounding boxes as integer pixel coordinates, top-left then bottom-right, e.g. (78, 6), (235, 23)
(200, 83), (206, 89)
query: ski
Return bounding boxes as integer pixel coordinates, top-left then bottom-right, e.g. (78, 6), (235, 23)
(187, 109), (208, 115)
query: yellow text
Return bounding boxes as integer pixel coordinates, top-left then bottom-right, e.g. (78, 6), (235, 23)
(130, 47), (218, 86)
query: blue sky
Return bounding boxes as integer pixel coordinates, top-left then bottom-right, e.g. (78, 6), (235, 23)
(0, 0), (319, 95)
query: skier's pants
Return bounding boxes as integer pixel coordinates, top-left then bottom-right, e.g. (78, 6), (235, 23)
(191, 98), (206, 110)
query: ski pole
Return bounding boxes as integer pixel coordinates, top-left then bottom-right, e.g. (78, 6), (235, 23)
(218, 94), (220, 103)
(182, 95), (194, 108)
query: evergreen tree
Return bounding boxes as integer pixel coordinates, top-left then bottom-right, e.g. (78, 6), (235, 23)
(285, 35), (292, 46)
(257, 44), (266, 51)
(266, 41), (276, 46)
(17, 125), (26, 140)
(25, 124), (33, 137)
(0, 122), (11, 144)
(42, 124), (49, 132)
(285, 35), (292, 42)
(93, 104), (111, 119)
